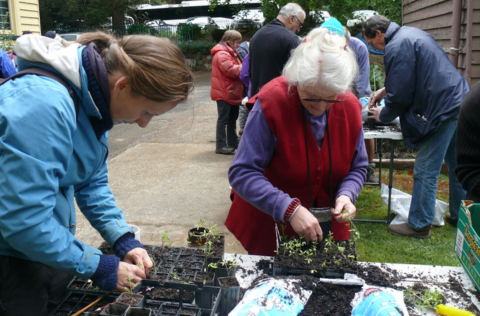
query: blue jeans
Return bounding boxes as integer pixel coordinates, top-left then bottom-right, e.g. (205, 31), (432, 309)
(216, 100), (239, 149)
(408, 118), (466, 230)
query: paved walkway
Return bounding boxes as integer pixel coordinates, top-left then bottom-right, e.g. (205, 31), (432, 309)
(75, 71), (248, 255)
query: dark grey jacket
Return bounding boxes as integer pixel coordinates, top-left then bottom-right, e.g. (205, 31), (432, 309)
(380, 22), (469, 149)
(249, 19), (300, 96)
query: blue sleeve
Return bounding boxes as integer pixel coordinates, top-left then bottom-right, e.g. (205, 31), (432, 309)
(0, 50), (17, 77)
(381, 39), (416, 123)
(228, 99), (294, 222)
(0, 77), (101, 277)
(74, 156), (135, 248)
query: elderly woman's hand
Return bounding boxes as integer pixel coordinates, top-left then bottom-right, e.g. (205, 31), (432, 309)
(290, 206), (324, 242)
(332, 195), (356, 223)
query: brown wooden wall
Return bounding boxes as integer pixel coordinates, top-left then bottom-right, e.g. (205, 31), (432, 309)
(403, 0), (480, 86)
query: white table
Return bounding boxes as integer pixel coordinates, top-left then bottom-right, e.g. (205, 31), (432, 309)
(227, 254), (480, 315)
(361, 126), (404, 224)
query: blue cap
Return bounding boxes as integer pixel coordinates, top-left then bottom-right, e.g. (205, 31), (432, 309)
(320, 17), (344, 36)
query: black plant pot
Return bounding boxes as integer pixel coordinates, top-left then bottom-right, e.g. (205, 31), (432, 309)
(125, 306), (152, 316)
(213, 262), (237, 286)
(100, 302), (129, 315)
(116, 292), (144, 308)
(194, 271), (216, 309)
(217, 276), (240, 316)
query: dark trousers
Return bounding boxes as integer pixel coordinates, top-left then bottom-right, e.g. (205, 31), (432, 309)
(216, 100), (239, 149)
(0, 255), (73, 316)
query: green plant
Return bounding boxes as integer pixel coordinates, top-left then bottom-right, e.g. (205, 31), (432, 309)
(127, 24), (159, 36)
(370, 64), (385, 91)
(122, 275), (140, 294)
(404, 286), (445, 311)
(211, 28), (225, 42)
(161, 231), (172, 251)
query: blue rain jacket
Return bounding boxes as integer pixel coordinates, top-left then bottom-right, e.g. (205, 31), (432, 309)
(380, 22), (469, 149)
(0, 37), (133, 278)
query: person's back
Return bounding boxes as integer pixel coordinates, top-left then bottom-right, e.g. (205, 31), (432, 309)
(249, 3), (304, 96)
(381, 23), (469, 148)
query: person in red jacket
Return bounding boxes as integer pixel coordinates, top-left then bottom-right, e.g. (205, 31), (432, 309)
(210, 30), (244, 154)
(225, 27), (368, 256)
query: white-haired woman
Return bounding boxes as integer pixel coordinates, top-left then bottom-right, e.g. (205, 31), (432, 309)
(225, 27), (368, 256)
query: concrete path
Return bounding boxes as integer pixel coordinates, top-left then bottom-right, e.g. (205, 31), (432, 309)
(74, 71), (248, 255)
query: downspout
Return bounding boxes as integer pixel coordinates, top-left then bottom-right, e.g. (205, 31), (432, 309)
(465, 0), (473, 85)
(449, 0), (462, 67)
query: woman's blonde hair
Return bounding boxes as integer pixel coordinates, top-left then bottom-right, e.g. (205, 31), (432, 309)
(283, 28), (358, 94)
(78, 32), (194, 102)
(221, 30), (242, 48)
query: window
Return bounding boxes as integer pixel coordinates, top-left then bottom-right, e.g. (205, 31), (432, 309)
(0, 0), (9, 29)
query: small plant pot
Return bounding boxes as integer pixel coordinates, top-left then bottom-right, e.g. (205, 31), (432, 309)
(125, 306), (152, 316)
(212, 262), (237, 286)
(367, 116), (376, 129)
(116, 292), (144, 307)
(188, 227), (209, 246)
(194, 271), (215, 309)
(217, 276), (240, 316)
(100, 302), (130, 315)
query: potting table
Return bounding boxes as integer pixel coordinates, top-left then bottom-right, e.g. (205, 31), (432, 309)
(360, 126), (403, 224)
(227, 254), (480, 315)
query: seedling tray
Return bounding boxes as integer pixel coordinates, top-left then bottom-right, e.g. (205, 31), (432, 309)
(49, 291), (119, 316)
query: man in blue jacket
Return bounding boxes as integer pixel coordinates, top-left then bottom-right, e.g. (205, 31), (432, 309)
(364, 15), (468, 238)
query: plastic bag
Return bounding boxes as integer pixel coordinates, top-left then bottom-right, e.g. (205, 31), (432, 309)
(351, 285), (409, 316)
(381, 184), (448, 226)
(228, 278), (313, 316)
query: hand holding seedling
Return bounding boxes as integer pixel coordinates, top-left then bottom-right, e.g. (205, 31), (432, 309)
(332, 195), (356, 222)
(117, 261), (145, 292)
(123, 247), (153, 275)
(289, 206), (323, 242)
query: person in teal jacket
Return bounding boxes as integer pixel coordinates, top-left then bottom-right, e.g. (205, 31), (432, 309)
(0, 32), (194, 315)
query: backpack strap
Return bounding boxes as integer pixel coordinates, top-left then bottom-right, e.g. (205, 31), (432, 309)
(0, 68), (79, 117)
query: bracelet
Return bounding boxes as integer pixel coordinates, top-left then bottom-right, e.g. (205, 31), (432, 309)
(288, 204), (302, 223)
(284, 198), (301, 223)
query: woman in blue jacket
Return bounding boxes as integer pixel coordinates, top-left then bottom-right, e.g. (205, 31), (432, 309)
(0, 32), (194, 315)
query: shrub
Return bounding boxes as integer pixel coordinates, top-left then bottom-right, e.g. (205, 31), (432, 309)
(211, 28), (225, 43)
(127, 24), (159, 36)
(177, 23), (204, 41)
(178, 41), (216, 58)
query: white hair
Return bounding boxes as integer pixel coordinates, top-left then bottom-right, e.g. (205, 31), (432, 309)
(278, 3), (305, 20)
(282, 28), (358, 94)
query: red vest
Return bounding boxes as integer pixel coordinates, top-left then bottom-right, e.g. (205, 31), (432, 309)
(225, 77), (362, 256)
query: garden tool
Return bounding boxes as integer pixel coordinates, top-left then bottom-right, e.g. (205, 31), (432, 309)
(318, 273), (364, 286)
(436, 304), (476, 316)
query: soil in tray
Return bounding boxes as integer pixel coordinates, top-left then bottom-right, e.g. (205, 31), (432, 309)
(299, 281), (362, 316)
(148, 287), (194, 303)
(275, 236), (357, 274)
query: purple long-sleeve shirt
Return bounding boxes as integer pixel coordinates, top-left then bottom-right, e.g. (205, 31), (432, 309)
(228, 99), (368, 223)
(239, 52), (251, 98)
(349, 37), (371, 98)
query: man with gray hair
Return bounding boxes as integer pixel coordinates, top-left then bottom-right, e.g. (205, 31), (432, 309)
(249, 2), (305, 97)
(364, 15), (469, 238)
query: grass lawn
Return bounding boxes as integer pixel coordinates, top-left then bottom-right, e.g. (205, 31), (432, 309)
(354, 169), (460, 266)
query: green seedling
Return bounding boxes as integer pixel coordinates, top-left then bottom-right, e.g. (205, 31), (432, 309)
(404, 286), (445, 311)
(122, 274), (140, 295)
(161, 231), (172, 251)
